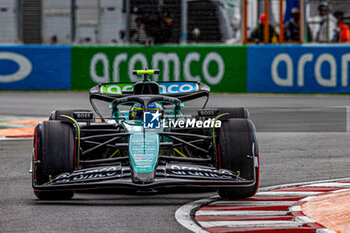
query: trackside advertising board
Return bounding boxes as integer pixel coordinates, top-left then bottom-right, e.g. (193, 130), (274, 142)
(71, 46), (247, 93)
(0, 46), (71, 89)
(2, 45), (350, 94)
(247, 45), (350, 93)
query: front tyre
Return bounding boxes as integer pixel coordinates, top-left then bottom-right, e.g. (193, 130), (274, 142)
(33, 121), (76, 200)
(216, 107), (250, 120)
(217, 119), (259, 199)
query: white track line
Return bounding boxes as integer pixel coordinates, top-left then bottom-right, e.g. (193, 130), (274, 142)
(304, 182), (350, 188)
(297, 196), (315, 202)
(0, 115), (45, 119)
(289, 206), (301, 212)
(196, 210), (289, 216)
(316, 229), (337, 233)
(209, 201), (297, 206)
(198, 220), (303, 228)
(255, 191), (322, 197)
(294, 216), (316, 223)
(0, 137), (33, 141)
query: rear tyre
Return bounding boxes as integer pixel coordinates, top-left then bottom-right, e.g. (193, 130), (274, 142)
(217, 119), (259, 199)
(49, 109), (93, 122)
(33, 121), (76, 200)
(216, 107), (249, 120)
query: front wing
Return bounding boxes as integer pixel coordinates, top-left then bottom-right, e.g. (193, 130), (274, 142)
(32, 163), (257, 191)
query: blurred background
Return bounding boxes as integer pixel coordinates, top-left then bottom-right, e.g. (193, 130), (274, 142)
(1, 0), (350, 45)
(1, 0), (350, 94)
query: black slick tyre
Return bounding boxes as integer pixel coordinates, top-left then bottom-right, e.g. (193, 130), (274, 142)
(217, 119), (259, 199)
(216, 107), (249, 120)
(33, 121), (76, 200)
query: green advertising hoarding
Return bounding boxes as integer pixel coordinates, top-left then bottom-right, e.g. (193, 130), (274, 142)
(71, 45), (247, 93)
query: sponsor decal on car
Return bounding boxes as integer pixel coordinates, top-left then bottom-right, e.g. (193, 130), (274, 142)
(198, 109), (220, 116)
(52, 166), (121, 183)
(167, 165), (236, 179)
(158, 82), (198, 94)
(129, 132), (159, 173)
(101, 82), (199, 95)
(101, 83), (134, 94)
(135, 156), (153, 160)
(73, 112), (94, 119)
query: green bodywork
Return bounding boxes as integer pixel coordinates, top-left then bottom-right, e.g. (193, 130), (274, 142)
(128, 131), (160, 173)
(111, 94), (179, 174)
(119, 119), (165, 174)
(98, 80), (207, 176)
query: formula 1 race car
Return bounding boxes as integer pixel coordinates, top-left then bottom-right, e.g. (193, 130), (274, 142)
(31, 69), (259, 200)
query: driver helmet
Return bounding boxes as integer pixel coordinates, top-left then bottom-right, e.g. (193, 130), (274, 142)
(129, 102), (161, 120)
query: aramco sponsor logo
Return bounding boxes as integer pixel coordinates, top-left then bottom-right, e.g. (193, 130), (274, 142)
(89, 52), (225, 85)
(0, 52), (32, 83)
(271, 53), (350, 88)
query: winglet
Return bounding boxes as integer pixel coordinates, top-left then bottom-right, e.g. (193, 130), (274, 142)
(132, 69), (160, 75)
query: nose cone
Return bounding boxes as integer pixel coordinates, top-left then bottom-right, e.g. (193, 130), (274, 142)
(128, 132), (160, 183)
(132, 171), (155, 184)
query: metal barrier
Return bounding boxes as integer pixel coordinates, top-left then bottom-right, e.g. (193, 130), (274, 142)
(0, 0), (20, 43)
(1, 0), (350, 45)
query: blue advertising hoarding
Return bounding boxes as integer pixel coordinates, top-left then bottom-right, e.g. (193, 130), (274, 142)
(0, 45), (71, 90)
(247, 45), (350, 93)
(1, 44), (350, 93)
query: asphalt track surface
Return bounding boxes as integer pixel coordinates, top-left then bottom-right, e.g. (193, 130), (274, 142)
(1, 92), (350, 232)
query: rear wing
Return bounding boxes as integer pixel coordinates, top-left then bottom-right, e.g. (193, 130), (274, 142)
(89, 81), (210, 120)
(90, 81), (209, 95)
(89, 81), (210, 102)
(90, 68), (209, 99)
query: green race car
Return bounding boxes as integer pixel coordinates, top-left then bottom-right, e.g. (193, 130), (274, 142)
(31, 69), (259, 200)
